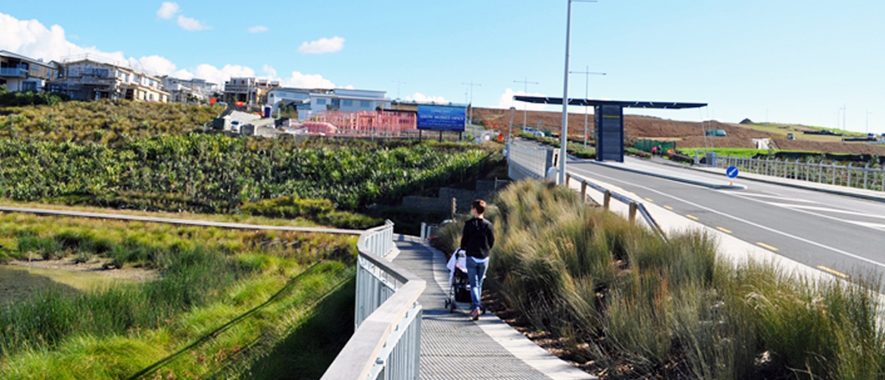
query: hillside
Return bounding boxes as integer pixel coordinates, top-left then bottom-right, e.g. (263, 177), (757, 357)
(473, 107), (885, 155)
(0, 100), (222, 143)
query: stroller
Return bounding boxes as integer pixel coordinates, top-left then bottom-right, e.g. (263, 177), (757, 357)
(444, 249), (486, 314)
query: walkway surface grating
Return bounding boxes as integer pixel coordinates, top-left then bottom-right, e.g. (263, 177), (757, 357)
(393, 236), (577, 380)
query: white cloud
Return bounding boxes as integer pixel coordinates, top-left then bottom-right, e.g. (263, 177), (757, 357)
(262, 64), (277, 78)
(130, 55), (178, 76)
(343, 85), (355, 90)
(194, 64), (256, 87)
(0, 12), (267, 89)
(156, 2), (179, 19)
(282, 71), (336, 88)
(248, 25), (268, 33)
(406, 93), (449, 104)
(497, 88), (551, 111)
(298, 36), (345, 54)
(177, 15), (210, 31)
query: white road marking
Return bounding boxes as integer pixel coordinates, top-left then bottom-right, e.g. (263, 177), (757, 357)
(568, 166), (885, 270)
(764, 203), (885, 220)
(718, 191), (820, 203)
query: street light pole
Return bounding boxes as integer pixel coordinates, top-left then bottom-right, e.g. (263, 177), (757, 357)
(508, 106), (516, 143)
(391, 80), (406, 100)
(462, 81), (481, 124)
(514, 78), (538, 129)
(569, 66), (605, 149)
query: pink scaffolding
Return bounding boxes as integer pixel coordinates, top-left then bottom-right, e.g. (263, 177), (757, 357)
(309, 110), (418, 138)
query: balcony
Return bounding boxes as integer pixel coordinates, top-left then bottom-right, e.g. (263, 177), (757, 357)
(0, 67), (28, 78)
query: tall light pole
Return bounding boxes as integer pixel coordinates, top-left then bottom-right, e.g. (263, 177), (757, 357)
(514, 78), (538, 129)
(508, 106), (516, 143)
(569, 66), (605, 149)
(843, 104), (847, 133)
(867, 110), (873, 134)
(462, 81), (481, 124)
(391, 79), (406, 100)
(559, 0), (595, 185)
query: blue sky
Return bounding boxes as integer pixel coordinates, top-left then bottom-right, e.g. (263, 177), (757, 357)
(1, 1), (883, 132)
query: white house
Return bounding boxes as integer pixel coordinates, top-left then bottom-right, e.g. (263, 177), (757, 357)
(50, 58), (169, 102)
(0, 50), (59, 92)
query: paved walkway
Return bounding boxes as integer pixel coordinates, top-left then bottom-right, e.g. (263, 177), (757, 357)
(392, 236), (595, 380)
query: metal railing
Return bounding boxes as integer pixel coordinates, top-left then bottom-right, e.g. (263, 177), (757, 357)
(566, 172), (668, 241)
(718, 155), (885, 192)
(0, 67), (28, 78)
(507, 140), (559, 182)
(322, 221), (426, 380)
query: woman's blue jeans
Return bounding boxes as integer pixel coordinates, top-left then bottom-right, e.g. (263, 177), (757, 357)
(466, 256), (489, 313)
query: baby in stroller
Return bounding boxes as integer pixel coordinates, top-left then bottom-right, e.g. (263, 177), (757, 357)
(444, 249), (485, 314)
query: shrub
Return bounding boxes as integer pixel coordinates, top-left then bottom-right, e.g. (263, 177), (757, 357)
(436, 179), (885, 379)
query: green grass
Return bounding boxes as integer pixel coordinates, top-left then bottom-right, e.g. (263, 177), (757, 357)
(0, 134), (491, 214)
(436, 180), (885, 379)
(0, 212), (359, 379)
(677, 147), (772, 158)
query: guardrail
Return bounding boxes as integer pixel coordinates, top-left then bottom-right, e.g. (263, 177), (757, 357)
(718, 155), (885, 192)
(321, 221), (426, 380)
(566, 172), (668, 241)
(0, 67), (28, 78)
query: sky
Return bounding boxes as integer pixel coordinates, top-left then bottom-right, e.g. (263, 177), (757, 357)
(1, 1), (883, 133)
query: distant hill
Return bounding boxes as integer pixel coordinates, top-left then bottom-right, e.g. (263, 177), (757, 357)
(473, 107), (885, 155)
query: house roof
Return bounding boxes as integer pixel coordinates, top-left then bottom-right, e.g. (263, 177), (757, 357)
(0, 50), (55, 68)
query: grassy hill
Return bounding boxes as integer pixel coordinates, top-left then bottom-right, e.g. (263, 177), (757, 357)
(0, 100), (222, 143)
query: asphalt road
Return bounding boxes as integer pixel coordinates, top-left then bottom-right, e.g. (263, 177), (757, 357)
(566, 157), (885, 281)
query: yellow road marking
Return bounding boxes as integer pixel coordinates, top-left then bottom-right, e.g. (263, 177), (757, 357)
(716, 227), (732, 234)
(686, 214), (699, 221)
(664, 205), (674, 210)
(817, 265), (850, 279)
(756, 242), (779, 251)
(644, 197), (654, 202)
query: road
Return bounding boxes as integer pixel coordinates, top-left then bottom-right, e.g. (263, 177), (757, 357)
(566, 157), (885, 281)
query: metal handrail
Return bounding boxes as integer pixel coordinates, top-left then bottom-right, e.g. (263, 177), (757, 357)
(568, 172), (668, 241)
(321, 222), (426, 380)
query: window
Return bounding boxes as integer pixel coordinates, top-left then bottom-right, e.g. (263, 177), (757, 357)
(316, 99), (326, 105)
(22, 82), (37, 91)
(360, 100), (370, 107)
(343, 99), (353, 107)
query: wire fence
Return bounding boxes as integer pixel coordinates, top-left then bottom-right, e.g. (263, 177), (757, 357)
(718, 155), (885, 192)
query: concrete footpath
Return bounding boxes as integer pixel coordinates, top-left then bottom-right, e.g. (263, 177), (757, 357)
(392, 235), (595, 380)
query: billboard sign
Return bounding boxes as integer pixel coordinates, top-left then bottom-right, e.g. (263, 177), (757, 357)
(417, 105), (466, 131)
(595, 105), (624, 162)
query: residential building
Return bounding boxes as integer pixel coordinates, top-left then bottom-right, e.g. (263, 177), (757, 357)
(0, 50), (59, 92)
(49, 58), (169, 102)
(223, 77), (280, 108)
(160, 76), (220, 104)
(267, 87), (312, 112)
(309, 88), (390, 113)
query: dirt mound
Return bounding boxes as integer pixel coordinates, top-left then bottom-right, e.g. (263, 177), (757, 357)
(473, 107), (767, 143)
(473, 107), (885, 155)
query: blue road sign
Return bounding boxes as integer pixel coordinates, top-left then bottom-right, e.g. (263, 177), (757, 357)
(726, 166), (739, 179)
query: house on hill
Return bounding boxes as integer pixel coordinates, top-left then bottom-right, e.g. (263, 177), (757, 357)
(0, 50), (60, 92)
(49, 58), (169, 102)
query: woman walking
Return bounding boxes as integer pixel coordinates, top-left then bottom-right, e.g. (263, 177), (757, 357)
(460, 199), (495, 320)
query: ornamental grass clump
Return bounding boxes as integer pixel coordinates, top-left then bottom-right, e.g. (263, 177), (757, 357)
(437, 179), (885, 379)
